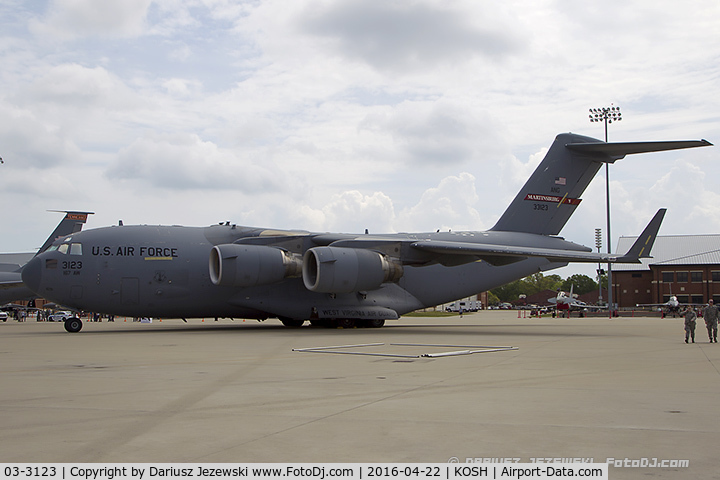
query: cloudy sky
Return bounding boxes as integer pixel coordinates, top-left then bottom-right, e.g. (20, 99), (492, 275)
(1, 0), (718, 279)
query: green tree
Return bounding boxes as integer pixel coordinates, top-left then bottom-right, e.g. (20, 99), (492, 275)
(491, 272), (564, 303)
(487, 291), (500, 305)
(492, 280), (525, 303)
(523, 273), (563, 293)
(561, 274), (598, 295)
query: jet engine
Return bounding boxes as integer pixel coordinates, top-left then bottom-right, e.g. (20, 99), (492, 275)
(302, 246), (403, 294)
(209, 244), (302, 287)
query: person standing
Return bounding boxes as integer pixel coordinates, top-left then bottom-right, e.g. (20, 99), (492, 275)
(703, 299), (719, 343)
(683, 307), (697, 343)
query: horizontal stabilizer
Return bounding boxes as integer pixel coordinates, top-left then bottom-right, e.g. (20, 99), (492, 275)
(566, 139), (712, 162)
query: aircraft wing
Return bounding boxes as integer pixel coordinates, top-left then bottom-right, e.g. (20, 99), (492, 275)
(411, 240), (609, 264)
(0, 274), (25, 291)
(412, 208), (665, 266)
(0, 281), (26, 290)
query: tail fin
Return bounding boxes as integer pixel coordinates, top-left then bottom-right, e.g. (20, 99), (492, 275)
(36, 211), (94, 255)
(491, 133), (711, 235)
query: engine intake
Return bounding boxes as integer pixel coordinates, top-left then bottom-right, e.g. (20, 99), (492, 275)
(302, 246), (403, 294)
(210, 244), (302, 287)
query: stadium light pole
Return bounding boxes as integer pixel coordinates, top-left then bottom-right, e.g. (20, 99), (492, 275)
(589, 105), (621, 317)
(595, 228), (603, 304)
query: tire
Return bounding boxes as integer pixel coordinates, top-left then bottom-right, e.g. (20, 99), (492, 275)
(64, 317), (83, 333)
(280, 318), (304, 328)
(366, 318), (385, 328)
(335, 318), (356, 329)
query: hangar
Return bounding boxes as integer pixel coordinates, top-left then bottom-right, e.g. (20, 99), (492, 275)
(613, 234), (720, 308)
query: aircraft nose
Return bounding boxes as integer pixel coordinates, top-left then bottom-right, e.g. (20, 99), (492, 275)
(22, 256), (43, 294)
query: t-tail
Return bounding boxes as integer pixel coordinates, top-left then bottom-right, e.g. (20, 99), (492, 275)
(36, 211), (94, 255)
(491, 133), (712, 235)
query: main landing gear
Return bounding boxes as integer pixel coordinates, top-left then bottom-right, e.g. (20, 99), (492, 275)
(298, 318), (386, 329)
(64, 317), (83, 333)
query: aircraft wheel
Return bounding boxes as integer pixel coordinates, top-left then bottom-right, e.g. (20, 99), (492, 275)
(280, 318), (304, 328)
(64, 317), (83, 333)
(335, 318), (356, 329)
(357, 319), (385, 328)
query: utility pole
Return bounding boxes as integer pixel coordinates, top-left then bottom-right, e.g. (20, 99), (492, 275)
(589, 105), (621, 317)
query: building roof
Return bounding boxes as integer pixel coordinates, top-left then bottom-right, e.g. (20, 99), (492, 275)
(613, 234), (720, 271)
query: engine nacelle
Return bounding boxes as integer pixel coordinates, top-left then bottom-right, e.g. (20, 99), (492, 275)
(302, 246), (403, 294)
(209, 244), (302, 287)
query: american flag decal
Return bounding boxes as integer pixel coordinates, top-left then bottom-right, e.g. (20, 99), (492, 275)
(555, 177), (566, 185)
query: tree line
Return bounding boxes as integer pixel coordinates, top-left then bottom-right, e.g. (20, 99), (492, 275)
(489, 272), (607, 305)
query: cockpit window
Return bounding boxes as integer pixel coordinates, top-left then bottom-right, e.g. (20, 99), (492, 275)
(58, 244), (69, 254)
(70, 243), (82, 255)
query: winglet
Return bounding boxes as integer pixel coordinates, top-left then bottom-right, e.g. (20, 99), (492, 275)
(614, 209), (666, 263)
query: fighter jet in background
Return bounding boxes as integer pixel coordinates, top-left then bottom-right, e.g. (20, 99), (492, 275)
(0, 211), (93, 304)
(636, 284), (705, 318)
(21, 133), (711, 332)
(549, 284), (589, 317)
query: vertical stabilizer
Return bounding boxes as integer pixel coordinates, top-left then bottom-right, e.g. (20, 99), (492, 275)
(491, 133), (606, 235)
(491, 134), (711, 235)
(37, 211), (94, 255)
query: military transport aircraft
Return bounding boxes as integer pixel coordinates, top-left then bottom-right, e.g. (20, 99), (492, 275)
(0, 211), (92, 304)
(21, 133), (712, 332)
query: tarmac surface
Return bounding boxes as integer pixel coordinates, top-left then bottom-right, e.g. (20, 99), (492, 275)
(1, 311), (719, 479)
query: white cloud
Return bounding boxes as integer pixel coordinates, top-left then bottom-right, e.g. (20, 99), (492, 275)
(0, 102), (82, 169)
(397, 173), (484, 232)
(298, 0), (526, 73)
(107, 133), (288, 193)
(318, 191), (396, 234)
(360, 100), (505, 165)
(20, 63), (136, 108)
(162, 77), (201, 96)
(29, 0), (153, 40)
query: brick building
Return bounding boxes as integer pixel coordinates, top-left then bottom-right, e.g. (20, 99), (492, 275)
(613, 234), (720, 308)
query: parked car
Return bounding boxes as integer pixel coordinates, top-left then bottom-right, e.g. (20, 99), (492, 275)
(445, 300), (482, 312)
(48, 311), (74, 322)
(0, 311), (8, 322)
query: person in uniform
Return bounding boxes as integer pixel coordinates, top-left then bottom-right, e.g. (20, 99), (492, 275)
(683, 307), (697, 343)
(703, 299), (719, 343)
